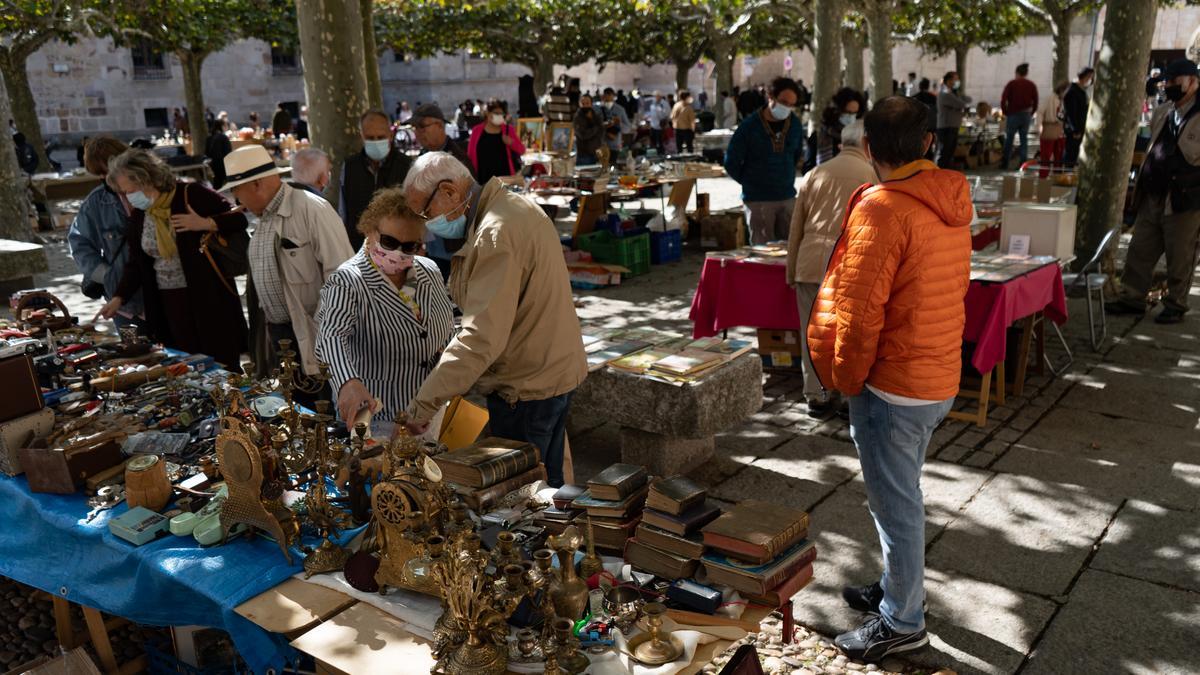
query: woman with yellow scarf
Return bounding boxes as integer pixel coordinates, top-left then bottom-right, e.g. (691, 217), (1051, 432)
(98, 149), (249, 367)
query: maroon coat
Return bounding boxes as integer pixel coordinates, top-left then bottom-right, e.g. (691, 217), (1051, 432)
(115, 181), (249, 367)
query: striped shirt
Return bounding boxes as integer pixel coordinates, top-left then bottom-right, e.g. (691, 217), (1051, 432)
(314, 250), (456, 423)
(248, 186), (290, 324)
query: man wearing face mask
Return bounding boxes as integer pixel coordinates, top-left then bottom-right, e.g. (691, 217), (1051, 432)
(935, 71), (971, 169)
(339, 110), (412, 251)
(724, 77), (807, 244)
(224, 146), (354, 389)
(1107, 58), (1200, 325)
(400, 152), (588, 488)
(1062, 67), (1094, 166)
(599, 88), (632, 152)
(410, 103), (475, 280)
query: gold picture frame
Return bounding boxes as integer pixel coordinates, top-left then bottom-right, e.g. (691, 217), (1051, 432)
(547, 122), (575, 156)
(517, 117), (545, 151)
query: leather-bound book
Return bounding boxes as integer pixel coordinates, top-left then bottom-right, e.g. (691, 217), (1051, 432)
(452, 464), (547, 512)
(701, 499), (809, 565)
(592, 515), (641, 551)
(433, 437), (539, 488)
(552, 484), (585, 510)
(623, 538), (699, 580)
(701, 540), (817, 595)
(587, 463), (648, 501)
(641, 501), (721, 536)
(742, 564), (816, 608)
(646, 475), (706, 516)
(635, 523), (706, 559)
(571, 483), (650, 519)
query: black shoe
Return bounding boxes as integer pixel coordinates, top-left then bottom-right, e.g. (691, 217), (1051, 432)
(1105, 300), (1147, 316)
(843, 581), (929, 615)
(1155, 307), (1186, 324)
(807, 397), (837, 419)
(834, 615), (929, 663)
(842, 582), (884, 613)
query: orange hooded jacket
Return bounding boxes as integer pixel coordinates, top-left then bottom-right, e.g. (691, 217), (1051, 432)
(807, 159), (972, 401)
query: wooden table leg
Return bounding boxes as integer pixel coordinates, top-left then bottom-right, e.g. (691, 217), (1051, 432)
(52, 596), (74, 650)
(975, 369), (992, 427)
(994, 360), (1006, 406)
(781, 600), (794, 644)
(82, 606), (118, 675)
(1013, 315), (1037, 398)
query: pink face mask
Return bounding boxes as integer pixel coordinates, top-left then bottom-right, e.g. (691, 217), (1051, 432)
(370, 241), (414, 276)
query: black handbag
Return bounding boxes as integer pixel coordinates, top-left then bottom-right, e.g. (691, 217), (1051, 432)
(188, 183), (250, 295)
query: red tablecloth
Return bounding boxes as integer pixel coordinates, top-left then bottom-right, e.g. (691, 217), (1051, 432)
(689, 256), (1068, 374)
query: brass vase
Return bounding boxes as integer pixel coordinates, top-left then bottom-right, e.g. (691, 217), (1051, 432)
(549, 547), (588, 620)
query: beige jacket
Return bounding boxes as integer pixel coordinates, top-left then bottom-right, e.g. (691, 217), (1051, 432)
(408, 179), (588, 423)
(261, 184), (355, 374)
(671, 101), (696, 131)
(787, 145), (876, 284)
(1038, 93), (1064, 140)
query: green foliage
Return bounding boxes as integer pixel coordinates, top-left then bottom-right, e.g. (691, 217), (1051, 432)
(897, 0), (1036, 58)
(0, 0), (113, 57)
(107, 0), (295, 56)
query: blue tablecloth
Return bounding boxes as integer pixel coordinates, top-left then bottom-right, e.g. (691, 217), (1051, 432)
(0, 475), (335, 674)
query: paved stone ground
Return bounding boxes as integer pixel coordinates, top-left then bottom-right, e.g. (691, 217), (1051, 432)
(18, 174), (1200, 674)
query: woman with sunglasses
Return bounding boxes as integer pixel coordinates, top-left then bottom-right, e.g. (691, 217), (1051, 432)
(315, 187), (455, 431)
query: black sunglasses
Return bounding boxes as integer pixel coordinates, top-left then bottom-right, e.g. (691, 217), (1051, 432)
(418, 179), (451, 219)
(378, 233), (422, 254)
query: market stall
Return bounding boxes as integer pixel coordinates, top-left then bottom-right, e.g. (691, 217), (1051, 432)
(0, 292), (807, 675)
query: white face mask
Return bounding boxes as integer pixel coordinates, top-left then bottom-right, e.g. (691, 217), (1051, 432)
(770, 103), (793, 121)
(490, 113), (505, 126)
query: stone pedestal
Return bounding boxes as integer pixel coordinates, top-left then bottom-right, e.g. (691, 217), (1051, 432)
(0, 240), (48, 297)
(574, 352), (763, 474)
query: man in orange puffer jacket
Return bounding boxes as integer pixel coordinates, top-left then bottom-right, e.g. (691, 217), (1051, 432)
(807, 96), (972, 663)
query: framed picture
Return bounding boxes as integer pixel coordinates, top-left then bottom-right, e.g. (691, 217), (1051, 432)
(547, 122), (574, 155)
(517, 117), (545, 151)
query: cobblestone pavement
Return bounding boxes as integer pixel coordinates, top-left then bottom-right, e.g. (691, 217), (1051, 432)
(20, 175), (1200, 674)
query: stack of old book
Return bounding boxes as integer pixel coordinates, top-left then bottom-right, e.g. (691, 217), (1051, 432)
(534, 484), (585, 535)
(432, 437), (547, 513)
(700, 499), (817, 607)
(570, 463), (650, 552)
(624, 475), (721, 580)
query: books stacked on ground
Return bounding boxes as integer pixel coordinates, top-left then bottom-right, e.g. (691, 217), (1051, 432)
(571, 463), (650, 552)
(700, 499), (817, 605)
(433, 437), (546, 513)
(585, 339), (650, 370)
(625, 475), (720, 580)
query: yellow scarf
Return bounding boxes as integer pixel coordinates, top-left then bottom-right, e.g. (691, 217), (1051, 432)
(145, 186), (178, 259)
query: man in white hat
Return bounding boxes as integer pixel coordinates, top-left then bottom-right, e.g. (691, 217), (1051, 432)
(223, 145), (354, 387)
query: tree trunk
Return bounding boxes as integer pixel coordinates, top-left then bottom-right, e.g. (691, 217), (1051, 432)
(710, 37), (736, 128)
(811, 0), (842, 133)
(0, 49), (51, 172)
(360, 0), (384, 111)
(531, 56), (555, 98)
(864, 0), (893, 103)
(0, 74), (33, 240)
(955, 46), (969, 92)
(1050, 9), (1075, 90)
(1074, 0), (1157, 264)
(296, 0), (369, 214)
(842, 26), (864, 92)
(178, 51), (209, 159)
(674, 57), (696, 94)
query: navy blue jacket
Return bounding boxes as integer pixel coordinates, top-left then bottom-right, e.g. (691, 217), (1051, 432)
(723, 107), (805, 202)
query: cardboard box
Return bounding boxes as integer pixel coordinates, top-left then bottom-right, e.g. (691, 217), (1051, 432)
(756, 329), (804, 370)
(999, 203), (1077, 260)
(700, 211), (746, 250)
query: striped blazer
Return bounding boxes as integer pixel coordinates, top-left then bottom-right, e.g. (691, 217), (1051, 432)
(315, 250), (456, 423)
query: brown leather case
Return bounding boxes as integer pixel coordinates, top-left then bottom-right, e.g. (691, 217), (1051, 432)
(19, 440), (124, 494)
(0, 355), (43, 424)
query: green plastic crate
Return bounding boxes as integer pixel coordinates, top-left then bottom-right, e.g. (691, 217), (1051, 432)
(576, 230), (651, 277)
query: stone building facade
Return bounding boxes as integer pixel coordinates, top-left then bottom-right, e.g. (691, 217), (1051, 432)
(20, 5), (1200, 144)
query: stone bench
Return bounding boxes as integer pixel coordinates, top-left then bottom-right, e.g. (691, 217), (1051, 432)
(0, 240), (48, 297)
(573, 351), (763, 475)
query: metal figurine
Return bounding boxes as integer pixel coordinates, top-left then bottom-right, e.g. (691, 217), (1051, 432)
(214, 417), (296, 563)
(301, 398), (352, 579)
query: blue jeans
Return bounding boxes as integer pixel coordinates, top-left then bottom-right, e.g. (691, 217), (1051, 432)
(848, 389), (953, 634)
(487, 391), (574, 488)
(1002, 111), (1032, 167)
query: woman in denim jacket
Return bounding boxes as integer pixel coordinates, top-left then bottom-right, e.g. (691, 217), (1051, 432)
(68, 137), (144, 329)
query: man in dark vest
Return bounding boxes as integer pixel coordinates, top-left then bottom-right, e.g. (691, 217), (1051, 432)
(1108, 58), (1200, 325)
(338, 109), (412, 250)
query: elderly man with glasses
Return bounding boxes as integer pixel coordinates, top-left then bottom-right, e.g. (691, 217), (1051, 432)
(400, 152), (587, 487)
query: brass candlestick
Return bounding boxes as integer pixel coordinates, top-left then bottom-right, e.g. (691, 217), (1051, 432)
(552, 617), (589, 675)
(627, 602), (683, 665)
(579, 516), (603, 581)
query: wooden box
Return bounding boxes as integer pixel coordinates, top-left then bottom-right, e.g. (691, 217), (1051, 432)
(0, 407), (55, 476)
(19, 439), (124, 494)
(700, 212), (746, 250)
(757, 329), (804, 370)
